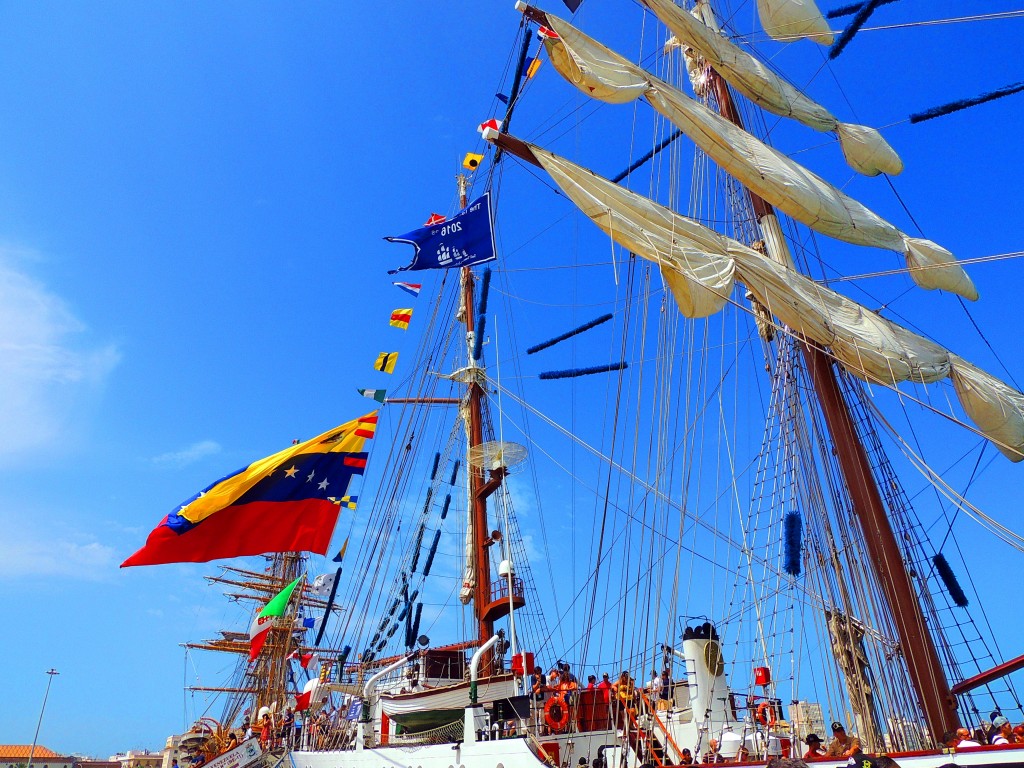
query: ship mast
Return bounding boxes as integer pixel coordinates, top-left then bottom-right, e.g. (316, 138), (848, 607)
(458, 174), (506, 677)
(697, 18), (959, 740)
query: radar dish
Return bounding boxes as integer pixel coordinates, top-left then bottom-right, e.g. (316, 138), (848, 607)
(467, 441), (528, 472)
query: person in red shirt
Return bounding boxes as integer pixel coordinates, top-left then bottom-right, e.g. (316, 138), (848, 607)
(596, 672), (613, 703)
(802, 733), (826, 760)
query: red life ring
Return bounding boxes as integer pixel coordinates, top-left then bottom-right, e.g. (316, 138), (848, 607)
(544, 693), (571, 733)
(756, 701), (777, 728)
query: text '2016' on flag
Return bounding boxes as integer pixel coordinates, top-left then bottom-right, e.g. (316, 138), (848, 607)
(121, 412), (377, 567)
(386, 192), (496, 274)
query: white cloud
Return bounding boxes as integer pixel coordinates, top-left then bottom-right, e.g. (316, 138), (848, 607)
(0, 525), (118, 580)
(152, 440), (222, 467)
(0, 249), (120, 460)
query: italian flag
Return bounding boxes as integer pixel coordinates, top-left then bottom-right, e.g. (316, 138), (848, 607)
(249, 575), (304, 661)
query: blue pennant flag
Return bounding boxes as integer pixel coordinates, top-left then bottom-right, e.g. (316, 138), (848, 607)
(386, 193), (497, 274)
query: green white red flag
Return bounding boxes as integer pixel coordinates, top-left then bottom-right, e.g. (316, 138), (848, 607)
(249, 575), (303, 661)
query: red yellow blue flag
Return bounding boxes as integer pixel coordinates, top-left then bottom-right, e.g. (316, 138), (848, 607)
(121, 413), (377, 567)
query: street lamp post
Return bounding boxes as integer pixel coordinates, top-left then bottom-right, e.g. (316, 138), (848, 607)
(27, 669), (59, 768)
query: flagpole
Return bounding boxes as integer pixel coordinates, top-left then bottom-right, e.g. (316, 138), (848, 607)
(27, 669), (59, 768)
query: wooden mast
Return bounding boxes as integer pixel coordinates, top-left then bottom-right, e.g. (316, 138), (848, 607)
(458, 175), (499, 676)
(700, 60), (960, 741)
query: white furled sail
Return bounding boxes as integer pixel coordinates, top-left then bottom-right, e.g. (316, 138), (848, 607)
(950, 357), (1024, 461)
(640, 0), (902, 176)
(537, 12), (978, 301)
(490, 134), (1024, 460)
(756, 0), (834, 46)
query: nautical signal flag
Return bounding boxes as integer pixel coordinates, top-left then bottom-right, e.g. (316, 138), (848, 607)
(121, 413), (377, 567)
(538, 26), (560, 39)
(463, 152), (484, 171)
(332, 537), (350, 563)
(339, 495), (357, 509)
(389, 308), (413, 330)
(478, 118), (502, 134)
(521, 57), (542, 79)
(424, 213), (446, 226)
(357, 388), (386, 403)
(249, 575), (303, 660)
(393, 281), (422, 298)
(386, 193), (497, 274)
(374, 352), (398, 374)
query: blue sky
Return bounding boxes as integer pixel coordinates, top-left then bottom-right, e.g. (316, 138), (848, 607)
(2, 0), (1023, 758)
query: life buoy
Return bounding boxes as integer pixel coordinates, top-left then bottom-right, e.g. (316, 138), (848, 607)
(544, 693), (571, 733)
(755, 701), (776, 728)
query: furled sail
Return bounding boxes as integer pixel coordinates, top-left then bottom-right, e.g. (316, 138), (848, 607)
(640, 0), (901, 176)
(756, 0), (834, 46)
(484, 131), (1024, 460)
(534, 11), (977, 301)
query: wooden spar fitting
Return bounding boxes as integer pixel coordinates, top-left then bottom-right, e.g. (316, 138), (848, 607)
(382, 398), (460, 404)
(950, 652), (1024, 696)
(703, 69), (959, 740)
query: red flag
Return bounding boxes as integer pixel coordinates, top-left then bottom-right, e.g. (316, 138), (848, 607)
(478, 118), (502, 134)
(424, 213), (446, 226)
(295, 690), (312, 712)
(538, 26), (559, 39)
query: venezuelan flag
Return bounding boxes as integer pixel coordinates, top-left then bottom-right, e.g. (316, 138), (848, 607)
(121, 413), (377, 567)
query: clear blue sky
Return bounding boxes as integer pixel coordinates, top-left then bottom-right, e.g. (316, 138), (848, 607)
(1, 0), (1022, 758)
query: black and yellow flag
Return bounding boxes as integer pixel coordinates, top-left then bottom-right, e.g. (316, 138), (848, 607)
(374, 352), (398, 374)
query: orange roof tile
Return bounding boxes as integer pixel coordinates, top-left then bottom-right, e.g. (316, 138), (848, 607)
(0, 746), (66, 759)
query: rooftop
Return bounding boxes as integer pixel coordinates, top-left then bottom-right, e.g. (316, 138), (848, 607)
(0, 747), (67, 760)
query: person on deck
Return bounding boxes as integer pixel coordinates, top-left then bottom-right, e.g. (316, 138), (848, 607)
(548, 668), (562, 690)
(825, 722), (860, 758)
(586, 674), (597, 690)
(281, 708), (295, 748)
(657, 669), (673, 704)
(612, 671), (636, 708)
(559, 665), (579, 692)
(259, 713), (274, 749)
(990, 715), (1013, 744)
(596, 672), (613, 702)
(532, 665), (547, 700)
(647, 670), (661, 698)
(701, 738), (723, 763)
(679, 748), (694, 765)
(955, 727), (981, 748)
(802, 733), (826, 760)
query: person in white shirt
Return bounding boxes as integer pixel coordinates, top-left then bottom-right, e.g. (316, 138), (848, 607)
(990, 715), (1013, 745)
(955, 727), (981, 748)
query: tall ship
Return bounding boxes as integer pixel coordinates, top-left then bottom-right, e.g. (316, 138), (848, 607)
(125, 2), (1024, 767)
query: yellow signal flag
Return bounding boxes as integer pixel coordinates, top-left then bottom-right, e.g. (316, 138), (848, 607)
(526, 58), (542, 79)
(389, 308), (413, 330)
(463, 152), (484, 171)
(374, 351), (398, 374)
